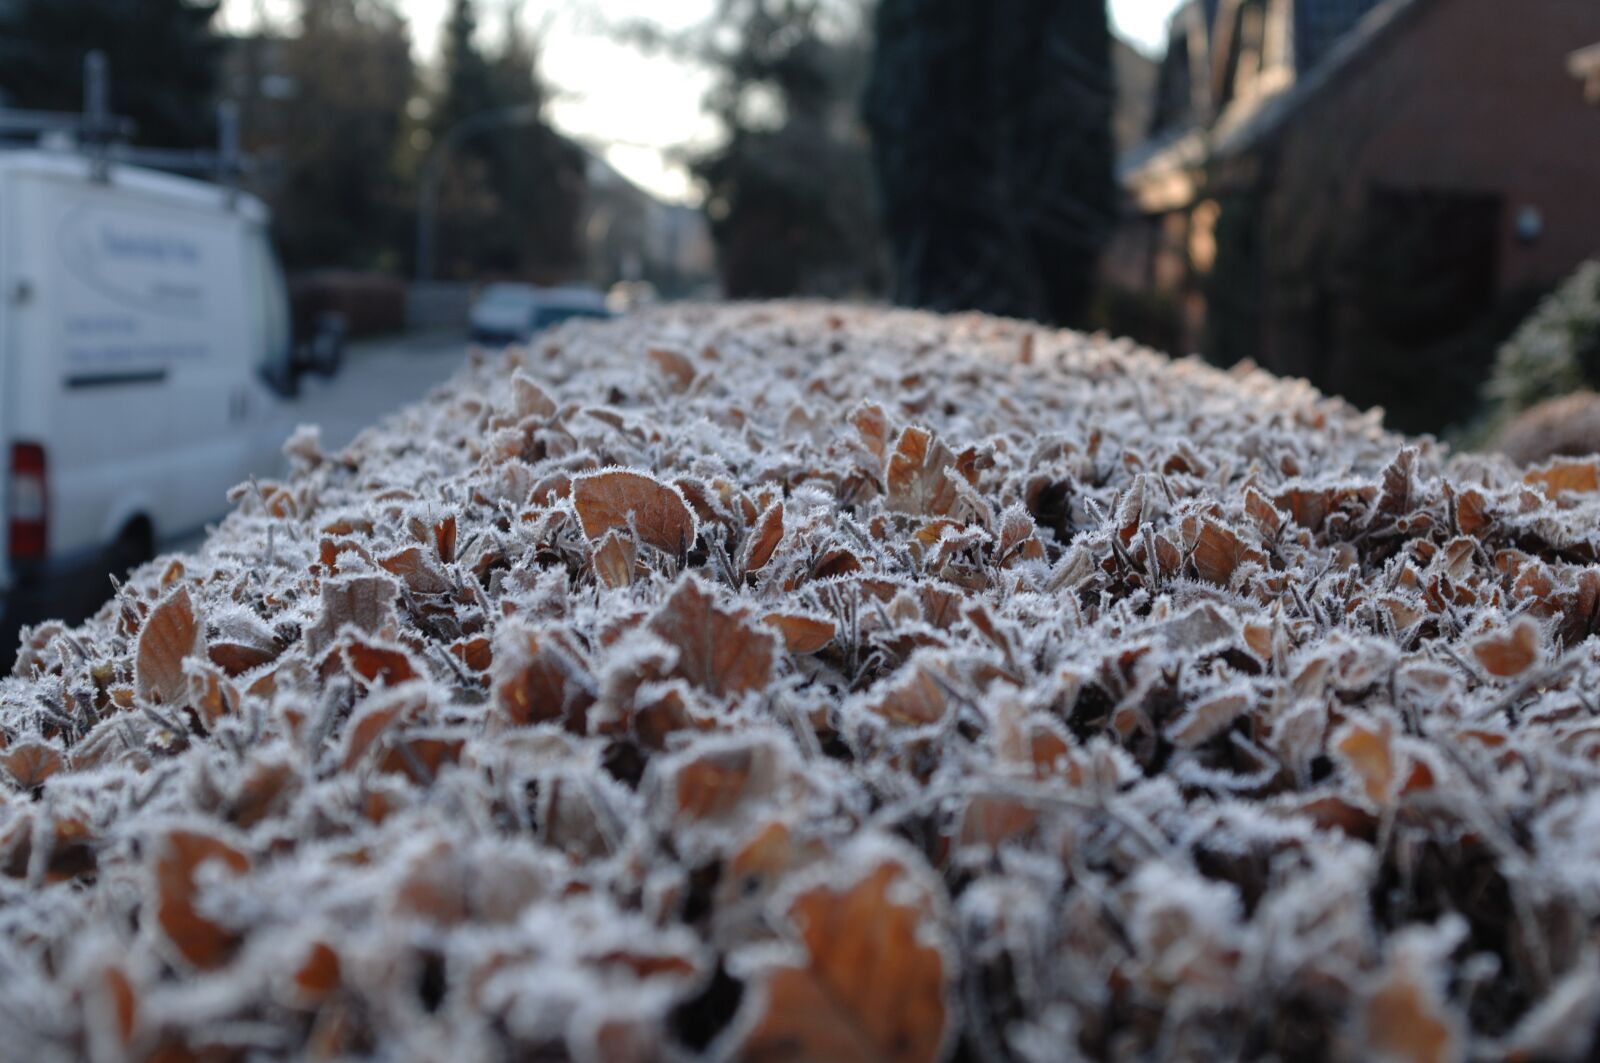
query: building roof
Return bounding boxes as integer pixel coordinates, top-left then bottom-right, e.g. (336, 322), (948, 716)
(1127, 0), (1434, 184)
(1211, 0), (1428, 157)
(1293, 0), (1389, 70)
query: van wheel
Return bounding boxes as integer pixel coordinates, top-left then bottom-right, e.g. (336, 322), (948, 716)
(109, 521), (154, 583)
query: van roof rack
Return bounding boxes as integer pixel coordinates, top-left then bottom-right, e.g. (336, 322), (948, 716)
(0, 50), (250, 196)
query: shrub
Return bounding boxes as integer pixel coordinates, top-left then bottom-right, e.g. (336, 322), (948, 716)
(4, 305), (1600, 1059)
(1483, 259), (1600, 425)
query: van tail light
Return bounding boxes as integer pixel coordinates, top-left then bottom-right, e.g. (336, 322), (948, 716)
(8, 442), (47, 562)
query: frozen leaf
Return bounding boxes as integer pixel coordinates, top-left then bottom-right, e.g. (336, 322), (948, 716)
(434, 513), (458, 564)
(592, 531), (638, 590)
(304, 574), (400, 658)
(762, 612), (836, 654)
(1360, 929), (1464, 1063)
(1334, 718), (1396, 806)
(207, 607), (279, 676)
(886, 426), (966, 517)
(859, 659), (950, 727)
(291, 941), (343, 1005)
(1525, 459), (1600, 498)
(512, 370), (558, 419)
(137, 586), (205, 705)
(573, 469), (698, 554)
(648, 576), (778, 700)
(851, 401), (891, 471)
(1, 740), (63, 789)
(739, 855), (948, 1063)
(647, 346), (696, 392)
(378, 546), (452, 595)
(1192, 521), (1250, 587)
(1471, 618), (1541, 678)
(494, 625), (593, 728)
(741, 501), (785, 575)
(1165, 692), (1249, 748)
(151, 829), (250, 970)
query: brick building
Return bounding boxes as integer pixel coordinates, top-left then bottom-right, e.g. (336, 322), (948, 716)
(1108, 0), (1600, 431)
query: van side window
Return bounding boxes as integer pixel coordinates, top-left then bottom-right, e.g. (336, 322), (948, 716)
(245, 227), (292, 392)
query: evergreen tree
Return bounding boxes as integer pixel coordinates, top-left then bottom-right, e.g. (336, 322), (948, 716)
(433, 0), (497, 150)
(0, 0), (221, 148)
(426, 0), (585, 280)
(865, 0), (1116, 326)
(483, 10), (586, 278)
(690, 0), (882, 298)
(274, 0), (415, 271)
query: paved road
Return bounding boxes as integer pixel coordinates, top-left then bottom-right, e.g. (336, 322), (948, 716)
(161, 329), (469, 557)
(2, 330), (472, 667)
(290, 328), (469, 452)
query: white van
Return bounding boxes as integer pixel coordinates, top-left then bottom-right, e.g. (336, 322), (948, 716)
(0, 148), (324, 653)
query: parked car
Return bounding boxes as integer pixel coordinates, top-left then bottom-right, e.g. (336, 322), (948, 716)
(0, 148), (339, 660)
(468, 283), (611, 346)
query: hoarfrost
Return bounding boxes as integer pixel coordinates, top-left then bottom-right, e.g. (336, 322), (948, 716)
(3, 303), (1600, 1058)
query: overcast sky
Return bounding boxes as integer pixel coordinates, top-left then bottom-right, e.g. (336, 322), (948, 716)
(220, 0), (1184, 203)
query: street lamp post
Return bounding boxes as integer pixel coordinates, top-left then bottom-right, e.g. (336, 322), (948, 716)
(414, 103), (542, 282)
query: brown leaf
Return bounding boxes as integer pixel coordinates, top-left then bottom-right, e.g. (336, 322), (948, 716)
(957, 793), (1039, 849)
(340, 687), (428, 770)
(1375, 448), (1419, 521)
(1334, 719), (1395, 806)
(740, 858), (947, 1063)
(344, 637), (421, 688)
(229, 758), (298, 828)
(996, 506), (1045, 565)
(449, 636), (493, 676)
(647, 346), (696, 391)
(1455, 488), (1491, 537)
(886, 426), (966, 517)
(762, 612), (836, 654)
(186, 663), (240, 731)
(1471, 618), (1540, 678)
(207, 608), (280, 677)
(136, 586), (205, 706)
(1275, 487), (1331, 532)
(292, 942), (342, 1005)
(1, 740), (63, 789)
(1525, 459), (1600, 499)
(101, 964), (138, 1046)
(1362, 945), (1461, 1063)
(511, 370), (557, 419)
(1165, 693), (1249, 748)
(669, 743), (764, 822)
(434, 514), (458, 564)
(592, 530), (638, 590)
(573, 469), (698, 554)
(851, 401), (891, 471)
(493, 625), (594, 729)
(648, 576), (778, 700)
(1192, 521), (1249, 586)
(863, 661), (949, 727)
(151, 829), (250, 969)
(378, 546), (452, 595)
(304, 575), (400, 659)
(741, 501), (785, 575)
(1243, 488), (1285, 537)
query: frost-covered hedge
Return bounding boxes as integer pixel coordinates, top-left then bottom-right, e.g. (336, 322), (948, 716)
(6, 304), (1600, 1060)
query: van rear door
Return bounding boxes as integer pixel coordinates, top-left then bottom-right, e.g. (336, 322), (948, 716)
(9, 168), (178, 562)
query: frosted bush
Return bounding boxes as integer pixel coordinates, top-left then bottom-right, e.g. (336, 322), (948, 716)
(3, 303), (1600, 1060)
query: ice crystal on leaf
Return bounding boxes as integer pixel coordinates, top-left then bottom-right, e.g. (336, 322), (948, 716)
(4, 303), (1600, 1058)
